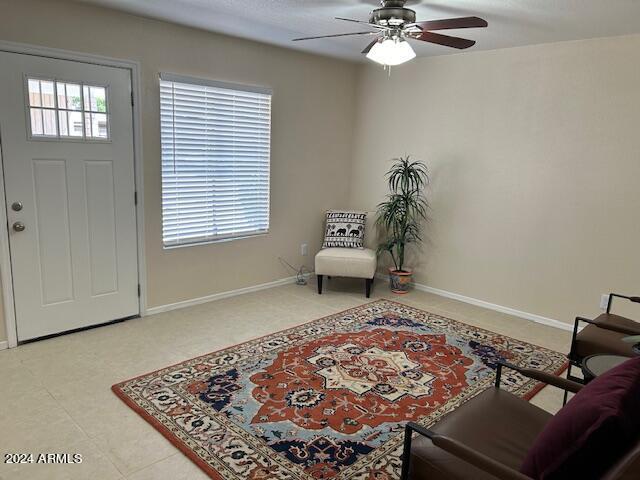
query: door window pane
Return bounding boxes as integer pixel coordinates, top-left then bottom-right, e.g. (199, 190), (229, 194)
(82, 85), (90, 112)
(91, 87), (107, 112)
(28, 79), (41, 107)
(66, 84), (82, 110)
(42, 109), (56, 136)
(86, 113), (108, 139)
(84, 113), (92, 138)
(30, 108), (43, 135)
(27, 77), (110, 140)
(58, 111), (69, 137)
(40, 81), (55, 108)
(83, 85), (107, 113)
(57, 82), (82, 110)
(68, 111), (83, 137)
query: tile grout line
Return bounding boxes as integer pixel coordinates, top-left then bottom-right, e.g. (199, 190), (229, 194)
(41, 387), (125, 476)
(124, 452), (182, 478)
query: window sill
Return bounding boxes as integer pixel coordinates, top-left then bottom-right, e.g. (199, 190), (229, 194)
(162, 231), (269, 250)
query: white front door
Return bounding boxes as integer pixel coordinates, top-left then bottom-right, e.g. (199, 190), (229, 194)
(0, 51), (139, 341)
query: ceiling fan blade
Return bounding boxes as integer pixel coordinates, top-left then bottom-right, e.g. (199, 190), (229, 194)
(293, 31), (377, 41)
(362, 38), (379, 54)
(409, 16), (488, 31)
(335, 17), (388, 29)
(415, 31), (476, 49)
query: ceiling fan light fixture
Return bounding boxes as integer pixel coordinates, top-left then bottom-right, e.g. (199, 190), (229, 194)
(366, 38), (416, 66)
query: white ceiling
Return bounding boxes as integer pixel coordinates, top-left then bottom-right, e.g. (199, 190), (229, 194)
(77, 0), (640, 61)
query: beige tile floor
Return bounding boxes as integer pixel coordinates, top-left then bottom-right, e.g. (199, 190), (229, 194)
(0, 278), (573, 479)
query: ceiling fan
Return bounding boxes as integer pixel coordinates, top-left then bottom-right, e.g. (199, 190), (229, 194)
(293, 0), (488, 66)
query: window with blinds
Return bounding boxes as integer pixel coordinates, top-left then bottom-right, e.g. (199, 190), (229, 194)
(160, 73), (271, 247)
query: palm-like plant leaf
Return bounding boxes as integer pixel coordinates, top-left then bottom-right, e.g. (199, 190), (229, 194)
(376, 156), (430, 272)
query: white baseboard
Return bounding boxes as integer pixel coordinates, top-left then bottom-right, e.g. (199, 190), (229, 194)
(145, 271), (573, 333)
(0, 340), (8, 351)
(145, 275), (304, 316)
(375, 273), (572, 332)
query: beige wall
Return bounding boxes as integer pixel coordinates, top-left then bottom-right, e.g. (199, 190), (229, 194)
(350, 34), (640, 324)
(1, 1), (639, 344)
(0, 0), (357, 341)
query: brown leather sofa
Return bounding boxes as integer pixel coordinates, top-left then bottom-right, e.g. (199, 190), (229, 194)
(400, 361), (640, 480)
(567, 293), (640, 384)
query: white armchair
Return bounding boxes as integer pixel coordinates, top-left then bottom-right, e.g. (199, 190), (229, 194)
(315, 212), (377, 297)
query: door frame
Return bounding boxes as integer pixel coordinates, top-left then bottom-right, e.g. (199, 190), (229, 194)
(0, 41), (147, 348)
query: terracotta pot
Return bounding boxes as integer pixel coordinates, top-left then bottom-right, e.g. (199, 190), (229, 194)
(389, 268), (412, 294)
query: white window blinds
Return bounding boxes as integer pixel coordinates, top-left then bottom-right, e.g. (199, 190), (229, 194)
(160, 73), (271, 247)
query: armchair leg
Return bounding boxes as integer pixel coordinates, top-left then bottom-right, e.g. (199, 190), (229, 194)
(365, 278), (373, 298)
(563, 364), (572, 405)
(401, 424), (413, 480)
(317, 275), (323, 294)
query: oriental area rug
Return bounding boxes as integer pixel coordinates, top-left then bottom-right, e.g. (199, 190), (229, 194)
(112, 299), (567, 480)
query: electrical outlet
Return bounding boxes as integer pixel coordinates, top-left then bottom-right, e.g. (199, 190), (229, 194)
(301, 243), (308, 256)
(600, 294), (610, 310)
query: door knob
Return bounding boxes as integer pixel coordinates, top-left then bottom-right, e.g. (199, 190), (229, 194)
(12, 222), (25, 232)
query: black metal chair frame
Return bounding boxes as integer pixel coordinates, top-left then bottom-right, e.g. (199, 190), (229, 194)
(564, 293), (640, 403)
(400, 361), (583, 480)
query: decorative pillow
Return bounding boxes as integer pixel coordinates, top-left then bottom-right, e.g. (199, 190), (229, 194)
(322, 211), (367, 249)
(520, 356), (640, 480)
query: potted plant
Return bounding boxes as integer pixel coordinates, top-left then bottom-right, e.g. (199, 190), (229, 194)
(376, 156), (429, 294)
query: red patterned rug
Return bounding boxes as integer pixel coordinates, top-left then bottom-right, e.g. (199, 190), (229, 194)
(113, 300), (567, 479)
